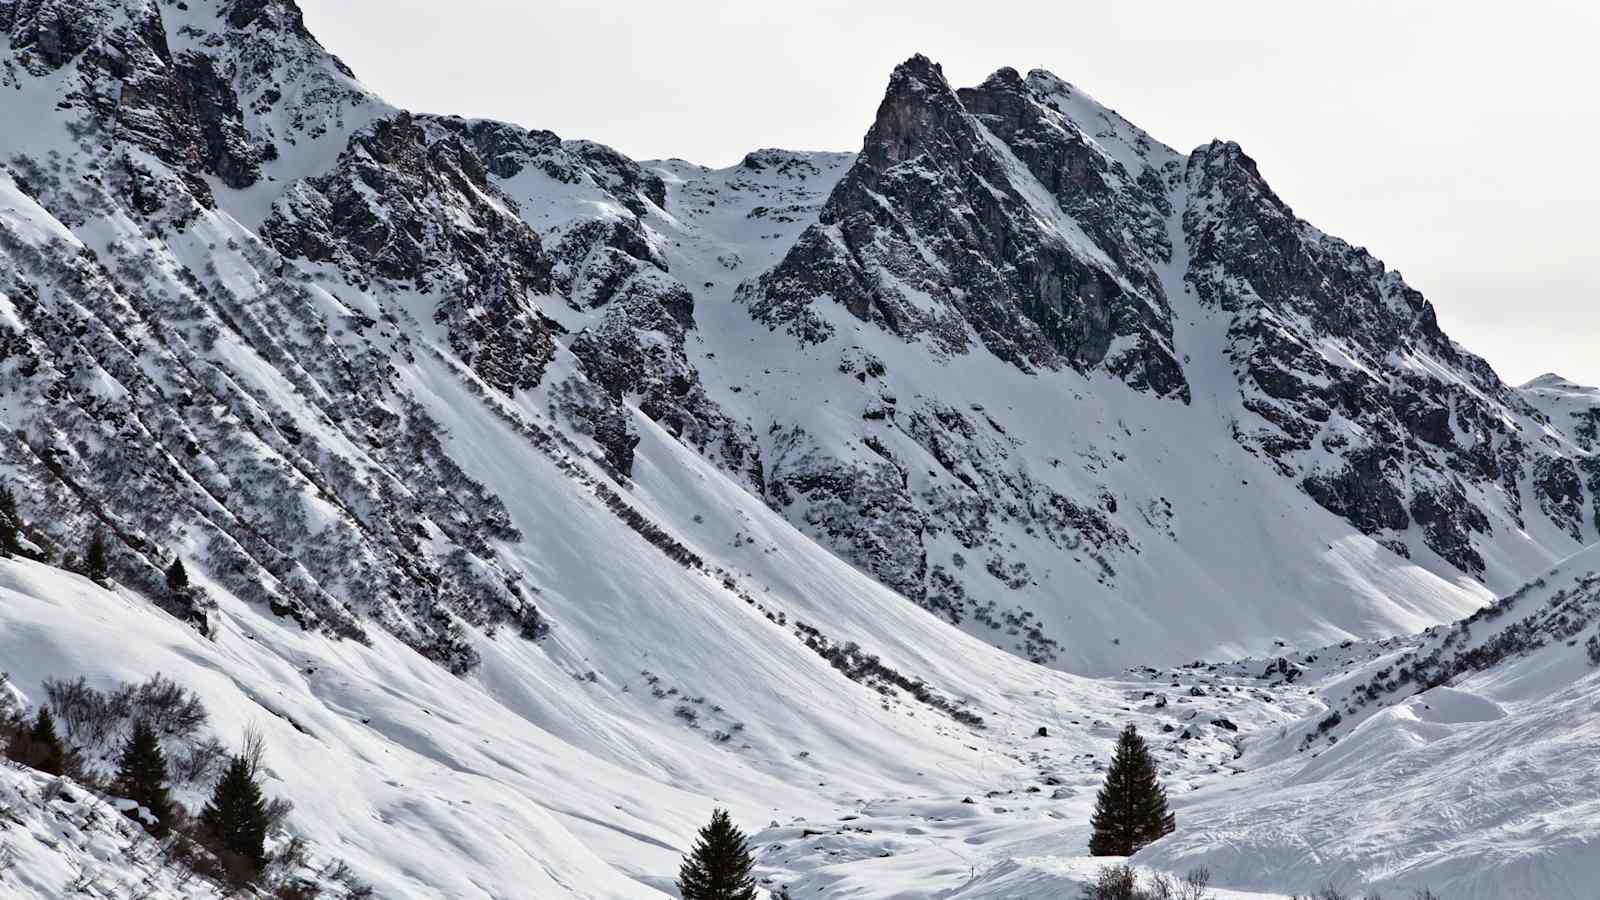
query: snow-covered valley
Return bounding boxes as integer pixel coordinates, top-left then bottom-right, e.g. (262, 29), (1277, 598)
(0, 1), (1596, 897)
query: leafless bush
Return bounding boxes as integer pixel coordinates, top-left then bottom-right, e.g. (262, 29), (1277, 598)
(242, 724), (268, 781)
(132, 674), (208, 739)
(65, 859), (100, 894)
(322, 858), (374, 898)
(43, 677), (128, 747)
(42, 673), (208, 751)
(171, 736), (229, 785)
(270, 834), (310, 872)
(1179, 867), (1213, 900)
(1090, 866), (1214, 900)
(1289, 889), (1352, 900)
(1084, 865), (1140, 900)
(265, 795), (295, 830)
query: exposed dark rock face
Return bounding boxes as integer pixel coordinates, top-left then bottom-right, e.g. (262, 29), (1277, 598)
(741, 55), (1188, 401)
(721, 53), (1597, 630)
(2, 0), (110, 69)
(1302, 448), (1410, 536)
(0, 0), (345, 207)
(1180, 138), (1587, 574)
(413, 117), (754, 481)
(263, 113), (560, 395)
(3, 0), (1598, 682)
(0, 0), (552, 673)
(174, 50), (260, 189)
(1521, 375), (1600, 532)
(430, 118), (666, 216)
(224, 0), (312, 35)
(566, 276), (761, 485)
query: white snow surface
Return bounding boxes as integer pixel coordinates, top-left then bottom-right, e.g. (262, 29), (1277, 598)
(0, 3), (1596, 897)
(1141, 545), (1600, 899)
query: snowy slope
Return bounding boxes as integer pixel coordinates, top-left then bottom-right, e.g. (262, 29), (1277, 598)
(0, 553), (1316, 900)
(0, 1), (1598, 897)
(1140, 545), (1600, 898)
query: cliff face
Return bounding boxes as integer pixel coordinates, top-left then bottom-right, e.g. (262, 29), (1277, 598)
(743, 58), (1186, 399)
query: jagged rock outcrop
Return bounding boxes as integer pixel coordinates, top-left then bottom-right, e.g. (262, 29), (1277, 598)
(0, 0), (550, 674)
(741, 56), (1187, 400)
(2, 0), (1596, 679)
(263, 112), (561, 395)
(1182, 138), (1590, 573)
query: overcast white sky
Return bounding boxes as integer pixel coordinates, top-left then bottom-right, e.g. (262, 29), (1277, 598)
(302, 0), (1598, 388)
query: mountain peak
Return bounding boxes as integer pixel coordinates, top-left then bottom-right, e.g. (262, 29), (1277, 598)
(1522, 372), (1599, 395)
(976, 65), (1026, 90)
(224, 0), (310, 34)
(1526, 372), (1578, 388)
(888, 52), (949, 90)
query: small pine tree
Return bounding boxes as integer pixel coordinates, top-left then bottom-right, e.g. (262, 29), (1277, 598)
(1088, 724), (1176, 856)
(165, 557), (189, 594)
(200, 754), (270, 879)
(85, 531), (109, 582)
(33, 707), (66, 775)
(7, 706), (67, 775)
(677, 808), (757, 900)
(113, 719), (173, 835)
(0, 484), (18, 556)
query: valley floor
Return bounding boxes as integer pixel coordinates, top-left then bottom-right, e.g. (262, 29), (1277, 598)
(739, 660), (1308, 899)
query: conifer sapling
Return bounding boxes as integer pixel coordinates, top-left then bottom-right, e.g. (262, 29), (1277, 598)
(677, 807), (757, 900)
(114, 718), (174, 835)
(1088, 723), (1176, 856)
(166, 557), (189, 593)
(0, 484), (18, 555)
(86, 530), (109, 582)
(7, 705), (67, 775)
(201, 754), (271, 877)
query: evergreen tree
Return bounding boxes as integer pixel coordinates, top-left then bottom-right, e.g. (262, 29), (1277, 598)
(165, 557), (189, 594)
(0, 484), (18, 556)
(113, 718), (173, 835)
(85, 530), (109, 582)
(677, 808), (757, 900)
(1088, 724), (1175, 856)
(200, 754), (270, 878)
(7, 706), (66, 775)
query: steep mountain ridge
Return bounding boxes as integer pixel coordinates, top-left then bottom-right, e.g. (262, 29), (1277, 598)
(1, 2), (1598, 895)
(713, 55), (1598, 666)
(4, 3), (1595, 677)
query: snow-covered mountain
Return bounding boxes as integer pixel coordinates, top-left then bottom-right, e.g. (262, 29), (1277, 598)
(0, 1), (1597, 897)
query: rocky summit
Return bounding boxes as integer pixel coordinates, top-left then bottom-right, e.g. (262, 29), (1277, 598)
(0, 3), (1597, 898)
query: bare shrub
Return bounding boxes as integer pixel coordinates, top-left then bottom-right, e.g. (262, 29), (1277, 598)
(43, 677), (127, 746)
(132, 674), (207, 739)
(264, 795), (295, 830)
(172, 736), (229, 785)
(241, 724), (268, 780)
(1084, 865), (1140, 900)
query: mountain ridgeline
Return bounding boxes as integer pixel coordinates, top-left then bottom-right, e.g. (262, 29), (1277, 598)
(0, 1), (1596, 676)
